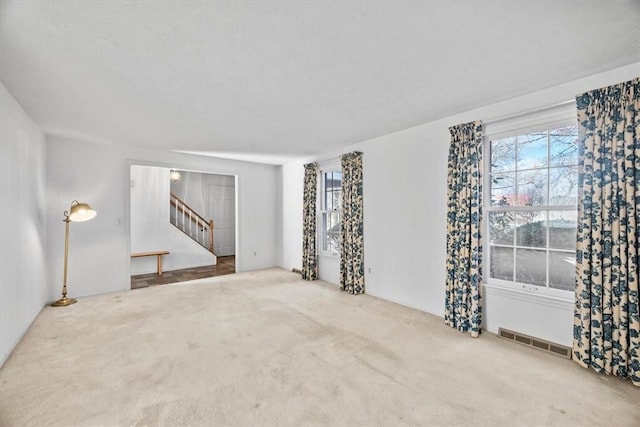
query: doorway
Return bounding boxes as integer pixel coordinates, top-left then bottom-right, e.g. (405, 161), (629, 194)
(129, 164), (237, 289)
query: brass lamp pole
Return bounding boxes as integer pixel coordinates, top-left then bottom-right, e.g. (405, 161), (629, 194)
(51, 200), (97, 307)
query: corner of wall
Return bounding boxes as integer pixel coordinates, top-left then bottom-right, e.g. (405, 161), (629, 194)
(0, 81), (48, 366)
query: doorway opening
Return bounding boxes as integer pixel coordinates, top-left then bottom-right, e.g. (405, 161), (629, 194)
(129, 165), (237, 289)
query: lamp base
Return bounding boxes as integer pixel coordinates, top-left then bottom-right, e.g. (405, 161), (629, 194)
(51, 297), (77, 307)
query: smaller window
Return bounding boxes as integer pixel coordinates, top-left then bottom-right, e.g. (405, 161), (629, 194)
(319, 169), (342, 256)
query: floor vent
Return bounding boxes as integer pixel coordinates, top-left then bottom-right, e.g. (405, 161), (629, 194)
(497, 328), (571, 359)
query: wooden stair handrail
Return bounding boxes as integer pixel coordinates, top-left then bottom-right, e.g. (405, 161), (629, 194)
(170, 192), (210, 226)
(170, 192), (215, 254)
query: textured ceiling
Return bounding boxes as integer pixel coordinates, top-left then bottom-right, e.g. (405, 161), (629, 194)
(1, 1), (638, 164)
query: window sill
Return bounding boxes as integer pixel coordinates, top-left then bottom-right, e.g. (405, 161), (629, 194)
(483, 282), (574, 309)
(318, 253), (340, 260)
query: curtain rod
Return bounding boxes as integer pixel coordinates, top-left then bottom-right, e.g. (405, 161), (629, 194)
(484, 99), (575, 126)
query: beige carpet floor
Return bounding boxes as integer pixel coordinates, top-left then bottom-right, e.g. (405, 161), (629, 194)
(0, 268), (638, 426)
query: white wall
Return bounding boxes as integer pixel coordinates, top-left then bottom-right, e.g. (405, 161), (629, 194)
(45, 136), (278, 301)
(130, 165), (216, 275)
(0, 83), (47, 366)
(279, 161), (304, 272)
(171, 170), (235, 219)
(318, 255), (340, 285)
(279, 63), (640, 346)
(171, 170), (206, 215)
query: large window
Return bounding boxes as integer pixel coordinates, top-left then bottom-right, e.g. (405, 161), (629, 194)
(487, 124), (578, 294)
(320, 169), (342, 256)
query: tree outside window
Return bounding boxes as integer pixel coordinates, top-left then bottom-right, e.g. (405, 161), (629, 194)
(320, 170), (341, 256)
(488, 125), (578, 292)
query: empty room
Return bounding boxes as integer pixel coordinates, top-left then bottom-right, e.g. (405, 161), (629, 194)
(0, 1), (638, 426)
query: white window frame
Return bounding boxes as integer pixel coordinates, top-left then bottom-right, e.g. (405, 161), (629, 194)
(317, 160), (342, 257)
(483, 107), (578, 300)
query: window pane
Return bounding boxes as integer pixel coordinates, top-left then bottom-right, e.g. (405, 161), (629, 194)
(333, 190), (342, 211)
(517, 132), (548, 170)
(549, 166), (578, 206)
(321, 212), (328, 252)
(549, 250), (576, 290)
(327, 232), (340, 255)
(489, 211), (514, 245)
(516, 211), (546, 248)
(323, 213), (330, 233)
(491, 172), (516, 206)
(550, 126), (579, 167)
(491, 137), (516, 173)
(325, 172), (333, 191)
(516, 169), (547, 206)
(329, 212), (340, 233)
(324, 172), (331, 211)
(333, 171), (342, 189)
(548, 210), (577, 250)
(515, 248), (546, 286)
(490, 246), (513, 281)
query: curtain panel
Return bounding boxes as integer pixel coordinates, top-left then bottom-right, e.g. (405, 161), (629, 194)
(340, 151), (365, 294)
(302, 162), (319, 281)
(573, 77), (639, 386)
(445, 120), (483, 337)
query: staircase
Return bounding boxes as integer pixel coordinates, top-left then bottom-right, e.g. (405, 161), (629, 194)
(170, 192), (215, 254)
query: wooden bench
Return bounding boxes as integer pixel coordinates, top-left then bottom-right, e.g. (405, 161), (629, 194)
(131, 251), (170, 276)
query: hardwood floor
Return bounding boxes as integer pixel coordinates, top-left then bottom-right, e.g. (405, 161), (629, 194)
(131, 256), (235, 289)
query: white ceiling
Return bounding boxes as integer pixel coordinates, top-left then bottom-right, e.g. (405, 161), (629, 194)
(1, 1), (638, 164)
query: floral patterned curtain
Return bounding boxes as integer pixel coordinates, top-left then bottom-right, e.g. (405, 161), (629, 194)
(573, 77), (639, 386)
(445, 121), (483, 337)
(302, 162), (319, 281)
(340, 151), (365, 294)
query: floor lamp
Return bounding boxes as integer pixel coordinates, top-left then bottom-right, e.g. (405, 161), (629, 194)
(51, 200), (97, 307)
